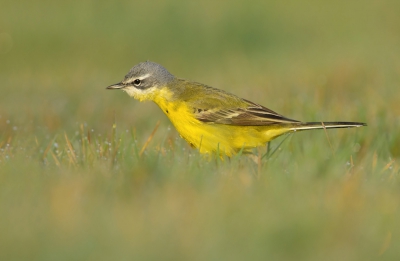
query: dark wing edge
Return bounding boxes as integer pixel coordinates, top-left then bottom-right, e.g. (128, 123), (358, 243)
(195, 99), (300, 126)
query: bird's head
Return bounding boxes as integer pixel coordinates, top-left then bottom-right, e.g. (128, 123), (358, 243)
(107, 61), (175, 101)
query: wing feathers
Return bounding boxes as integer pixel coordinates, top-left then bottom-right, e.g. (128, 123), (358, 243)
(195, 102), (300, 126)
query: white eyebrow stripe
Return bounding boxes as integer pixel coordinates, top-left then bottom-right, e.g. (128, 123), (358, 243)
(137, 74), (151, 80)
(123, 73), (151, 85)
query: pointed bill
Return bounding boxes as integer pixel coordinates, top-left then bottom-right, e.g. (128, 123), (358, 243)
(106, 82), (125, 90)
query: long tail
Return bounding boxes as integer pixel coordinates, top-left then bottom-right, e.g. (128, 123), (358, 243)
(289, 121), (367, 131)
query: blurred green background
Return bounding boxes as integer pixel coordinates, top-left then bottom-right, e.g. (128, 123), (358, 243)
(1, 0), (399, 260)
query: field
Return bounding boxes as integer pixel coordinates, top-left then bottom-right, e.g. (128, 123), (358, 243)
(1, 0), (399, 260)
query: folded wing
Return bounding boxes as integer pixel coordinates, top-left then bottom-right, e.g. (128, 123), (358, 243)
(194, 99), (300, 126)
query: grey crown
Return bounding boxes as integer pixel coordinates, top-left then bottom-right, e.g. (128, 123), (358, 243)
(124, 61), (175, 88)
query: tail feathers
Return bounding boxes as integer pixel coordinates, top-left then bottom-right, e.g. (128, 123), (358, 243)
(289, 122), (367, 131)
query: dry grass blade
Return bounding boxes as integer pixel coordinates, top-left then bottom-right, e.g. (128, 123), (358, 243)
(344, 155), (355, 178)
(321, 122), (335, 156)
(42, 139), (53, 161)
(64, 132), (77, 165)
(139, 121), (160, 157)
(381, 159), (395, 174)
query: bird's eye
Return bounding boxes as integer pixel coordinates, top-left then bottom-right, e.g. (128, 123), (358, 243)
(133, 79), (141, 86)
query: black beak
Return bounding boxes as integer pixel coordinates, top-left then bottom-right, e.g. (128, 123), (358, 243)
(106, 82), (125, 90)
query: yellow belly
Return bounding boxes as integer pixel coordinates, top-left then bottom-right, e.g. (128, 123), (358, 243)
(154, 98), (290, 157)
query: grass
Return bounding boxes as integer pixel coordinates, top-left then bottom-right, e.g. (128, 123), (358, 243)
(1, 0), (400, 260)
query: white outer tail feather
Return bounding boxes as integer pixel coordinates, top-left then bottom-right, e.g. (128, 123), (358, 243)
(289, 122), (366, 132)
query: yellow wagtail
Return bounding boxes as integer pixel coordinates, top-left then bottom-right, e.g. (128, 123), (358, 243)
(107, 61), (366, 156)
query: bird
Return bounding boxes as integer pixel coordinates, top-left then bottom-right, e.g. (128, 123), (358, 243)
(107, 61), (366, 157)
